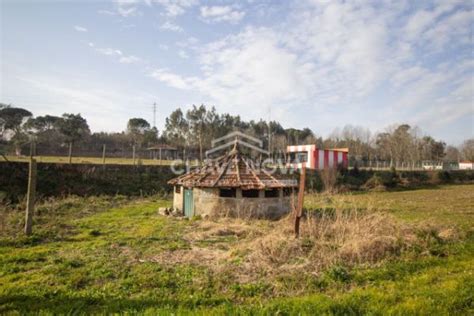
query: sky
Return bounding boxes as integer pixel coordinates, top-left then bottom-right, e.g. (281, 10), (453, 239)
(1, 0), (473, 145)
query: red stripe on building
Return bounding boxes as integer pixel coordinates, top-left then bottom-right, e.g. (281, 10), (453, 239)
(342, 152), (348, 168)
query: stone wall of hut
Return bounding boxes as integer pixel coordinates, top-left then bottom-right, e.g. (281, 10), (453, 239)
(192, 187), (291, 219)
(173, 186), (183, 211)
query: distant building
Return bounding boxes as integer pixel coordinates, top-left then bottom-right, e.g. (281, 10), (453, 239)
(146, 144), (178, 160)
(287, 145), (348, 169)
(459, 161), (474, 170)
(422, 161), (443, 170)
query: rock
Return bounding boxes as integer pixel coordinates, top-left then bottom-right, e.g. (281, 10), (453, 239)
(171, 208), (182, 217)
(158, 207), (170, 216)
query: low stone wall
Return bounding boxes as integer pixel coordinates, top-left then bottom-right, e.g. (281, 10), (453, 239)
(0, 162), (174, 203)
(192, 187), (291, 219)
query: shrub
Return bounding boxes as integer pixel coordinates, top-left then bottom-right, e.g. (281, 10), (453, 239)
(362, 175), (386, 191)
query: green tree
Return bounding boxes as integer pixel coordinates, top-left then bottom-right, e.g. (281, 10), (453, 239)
(163, 109), (189, 147)
(126, 118), (151, 148)
(58, 113), (91, 155)
(186, 105), (209, 162)
(0, 105), (33, 155)
(25, 115), (61, 134)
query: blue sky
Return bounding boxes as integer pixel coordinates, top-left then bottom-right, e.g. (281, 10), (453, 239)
(1, 0), (473, 144)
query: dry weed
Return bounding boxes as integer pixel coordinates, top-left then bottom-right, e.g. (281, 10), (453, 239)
(144, 198), (460, 283)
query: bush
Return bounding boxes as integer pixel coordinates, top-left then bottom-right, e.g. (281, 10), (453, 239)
(362, 175), (386, 191)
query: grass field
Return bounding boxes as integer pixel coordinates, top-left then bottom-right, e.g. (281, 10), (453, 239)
(0, 155), (198, 166)
(0, 185), (473, 314)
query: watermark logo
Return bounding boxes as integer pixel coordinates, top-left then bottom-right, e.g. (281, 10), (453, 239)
(206, 131), (269, 157)
(170, 131), (300, 176)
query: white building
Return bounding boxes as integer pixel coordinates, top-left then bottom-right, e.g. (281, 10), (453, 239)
(459, 161), (474, 170)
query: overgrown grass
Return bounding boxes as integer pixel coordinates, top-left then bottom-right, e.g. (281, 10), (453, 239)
(305, 184), (474, 228)
(0, 185), (473, 314)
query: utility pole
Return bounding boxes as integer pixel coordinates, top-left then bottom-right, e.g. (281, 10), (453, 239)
(152, 102), (157, 129)
(267, 106), (272, 159)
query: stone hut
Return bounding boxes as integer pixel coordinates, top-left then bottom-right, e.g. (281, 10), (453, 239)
(168, 146), (298, 219)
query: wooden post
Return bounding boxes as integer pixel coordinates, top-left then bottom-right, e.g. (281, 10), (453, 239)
(294, 164), (306, 238)
(102, 144), (106, 165)
(25, 158), (37, 236)
(29, 141), (34, 158)
(68, 142), (73, 164)
(132, 145), (136, 165)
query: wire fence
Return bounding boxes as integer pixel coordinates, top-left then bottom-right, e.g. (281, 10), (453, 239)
(347, 160), (460, 171)
(0, 142), (465, 170)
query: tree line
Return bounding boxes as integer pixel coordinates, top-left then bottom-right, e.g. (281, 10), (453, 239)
(1, 103), (473, 163)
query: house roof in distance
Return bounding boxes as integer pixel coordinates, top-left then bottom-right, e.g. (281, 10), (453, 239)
(146, 144), (178, 150)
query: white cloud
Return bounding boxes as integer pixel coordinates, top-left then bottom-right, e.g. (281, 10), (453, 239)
(155, 0), (198, 17)
(119, 55), (141, 64)
(150, 0), (472, 135)
(98, 9), (117, 16)
(94, 46), (142, 64)
(116, 0), (140, 17)
(98, 0), (141, 17)
(178, 50), (189, 59)
(96, 48), (123, 56)
(176, 36), (199, 49)
(160, 21), (183, 32)
(152, 27), (314, 119)
(200, 5), (245, 23)
(74, 25), (88, 32)
(150, 69), (195, 90)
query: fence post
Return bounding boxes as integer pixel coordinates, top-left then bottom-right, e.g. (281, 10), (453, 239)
(102, 144), (106, 165)
(132, 145), (136, 165)
(25, 158), (37, 236)
(68, 142), (73, 164)
(294, 164), (306, 238)
(29, 140), (35, 158)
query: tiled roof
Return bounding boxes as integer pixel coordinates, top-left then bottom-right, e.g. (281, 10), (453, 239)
(168, 147), (297, 189)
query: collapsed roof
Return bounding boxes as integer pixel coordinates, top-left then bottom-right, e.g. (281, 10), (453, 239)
(168, 146), (298, 190)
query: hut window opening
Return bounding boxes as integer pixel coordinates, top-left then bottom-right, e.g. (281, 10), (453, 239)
(283, 188), (293, 197)
(242, 189), (259, 198)
(265, 189), (279, 198)
(219, 188), (236, 198)
(175, 186), (181, 194)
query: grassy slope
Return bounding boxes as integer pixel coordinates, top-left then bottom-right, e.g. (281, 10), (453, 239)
(0, 185), (473, 314)
(306, 184), (474, 228)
